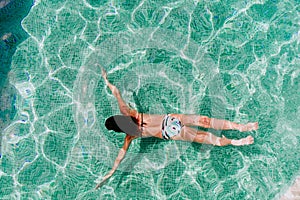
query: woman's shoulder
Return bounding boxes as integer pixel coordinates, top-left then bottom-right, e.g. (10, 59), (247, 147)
(128, 108), (139, 119)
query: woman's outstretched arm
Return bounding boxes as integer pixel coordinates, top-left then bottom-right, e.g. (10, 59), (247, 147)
(100, 66), (137, 117)
(95, 135), (137, 189)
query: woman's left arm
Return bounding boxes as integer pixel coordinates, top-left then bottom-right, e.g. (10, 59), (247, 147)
(101, 66), (138, 117)
(95, 135), (137, 189)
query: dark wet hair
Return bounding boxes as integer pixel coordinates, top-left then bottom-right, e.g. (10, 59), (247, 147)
(105, 115), (142, 137)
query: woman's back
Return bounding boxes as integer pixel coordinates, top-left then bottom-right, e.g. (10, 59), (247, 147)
(137, 113), (165, 138)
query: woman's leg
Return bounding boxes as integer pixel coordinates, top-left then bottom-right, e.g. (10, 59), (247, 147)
(171, 126), (254, 146)
(172, 114), (258, 132)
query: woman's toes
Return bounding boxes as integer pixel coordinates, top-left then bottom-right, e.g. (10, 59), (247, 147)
(253, 122), (259, 130)
(231, 136), (254, 146)
(240, 123), (259, 132)
(248, 136), (254, 144)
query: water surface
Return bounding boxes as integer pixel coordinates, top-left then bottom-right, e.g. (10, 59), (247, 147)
(1, 0), (300, 199)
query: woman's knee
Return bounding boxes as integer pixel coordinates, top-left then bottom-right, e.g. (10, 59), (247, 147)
(199, 116), (211, 128)
(194, 131), (209, 143)
(196, 131), (228, 146)
(219, 136), (231, 146)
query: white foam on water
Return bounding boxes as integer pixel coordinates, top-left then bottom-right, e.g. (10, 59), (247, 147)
(14, 82), (35, 99)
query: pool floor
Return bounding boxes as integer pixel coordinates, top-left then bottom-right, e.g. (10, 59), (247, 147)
(1, 0), (300, 199)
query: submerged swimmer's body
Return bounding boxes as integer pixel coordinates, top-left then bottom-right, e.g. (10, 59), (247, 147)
(95, 67), (259, 189)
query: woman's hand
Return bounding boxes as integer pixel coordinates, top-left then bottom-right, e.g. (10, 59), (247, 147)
(97, 64), (109, 84)
(101, 67), (107, 81)
(95, 63), (107, 81)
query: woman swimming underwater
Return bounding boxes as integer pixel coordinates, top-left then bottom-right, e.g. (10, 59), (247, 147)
(95, 67), (258, 189)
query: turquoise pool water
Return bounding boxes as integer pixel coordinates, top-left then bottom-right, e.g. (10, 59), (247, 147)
(1, 0), (300, 199)
(0, 0), (33, 135)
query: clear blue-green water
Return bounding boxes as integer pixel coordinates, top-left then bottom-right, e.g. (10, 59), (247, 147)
(0, 0), (33, 136)
(1, 0), (300, 199)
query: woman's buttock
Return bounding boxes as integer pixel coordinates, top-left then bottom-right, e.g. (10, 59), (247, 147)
(141, 113), (184, 139)
(161, 114), (184, 140)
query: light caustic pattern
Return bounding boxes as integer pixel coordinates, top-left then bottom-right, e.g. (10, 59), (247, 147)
(1, 0), (300, 199)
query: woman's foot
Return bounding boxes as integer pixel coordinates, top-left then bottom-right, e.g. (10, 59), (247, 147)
(231, 136), (254, 146)
(238, 122), (259, 132)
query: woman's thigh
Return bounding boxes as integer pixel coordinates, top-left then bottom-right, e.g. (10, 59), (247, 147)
(171, 126), (214, 144)
(171, 126), (197, 142)
(169, 114), (209, 127)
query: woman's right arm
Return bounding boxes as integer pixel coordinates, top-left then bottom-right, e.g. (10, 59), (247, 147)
(95, 135), (137, 189)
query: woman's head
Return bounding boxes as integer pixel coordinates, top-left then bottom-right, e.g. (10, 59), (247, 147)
(105, 115), (141, 136)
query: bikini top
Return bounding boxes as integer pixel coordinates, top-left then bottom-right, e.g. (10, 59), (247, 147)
(140, 113), (147, 128)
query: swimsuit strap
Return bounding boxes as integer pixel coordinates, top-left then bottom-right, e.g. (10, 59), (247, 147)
(140, 113), (147, 128)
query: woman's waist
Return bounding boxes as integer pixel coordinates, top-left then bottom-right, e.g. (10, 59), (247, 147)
(140, 114), (165, 127)
(141, 126), (162, 138)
